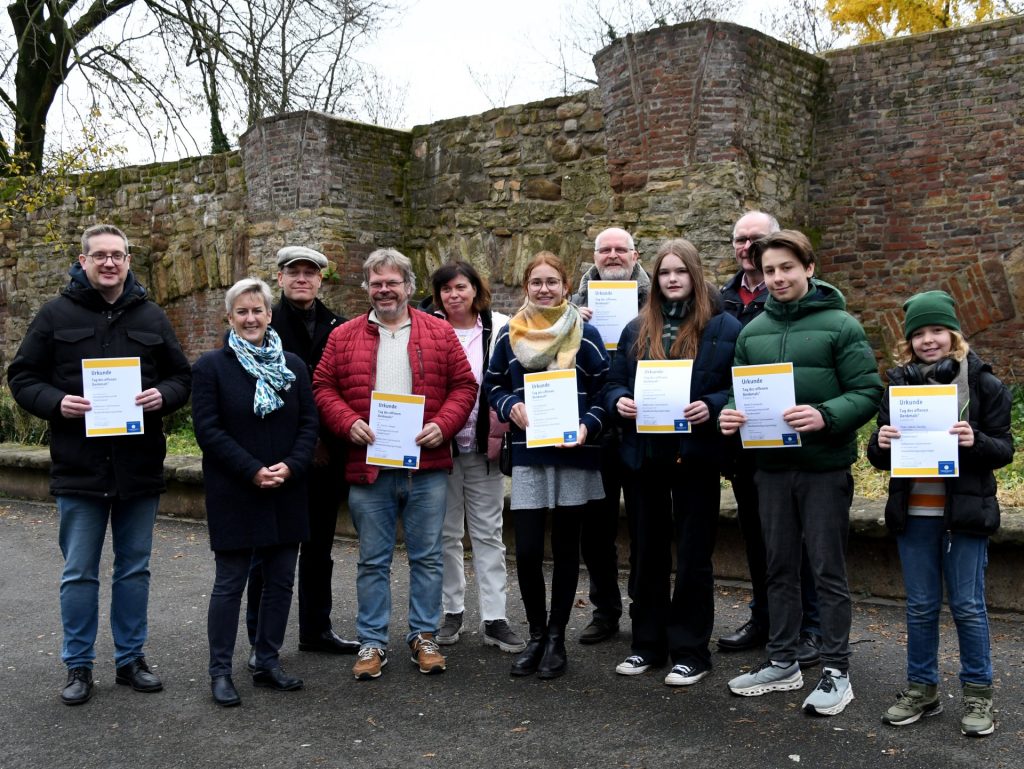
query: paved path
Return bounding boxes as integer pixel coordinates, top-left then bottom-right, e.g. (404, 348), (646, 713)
(1, 498), (1022, 769)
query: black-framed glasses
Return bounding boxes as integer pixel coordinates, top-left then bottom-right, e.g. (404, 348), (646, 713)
(732, 235), (766, 247)
(88, 251), (128, 264)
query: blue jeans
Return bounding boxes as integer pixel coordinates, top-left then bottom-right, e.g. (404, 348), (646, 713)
(56, 494), (160, 669)
(897, 516), (992, 686)
(348, 470), (447, 648)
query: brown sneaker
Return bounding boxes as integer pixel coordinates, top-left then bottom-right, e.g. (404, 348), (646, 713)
(352, 647), (387, 680)
(410, 633), (446, 674)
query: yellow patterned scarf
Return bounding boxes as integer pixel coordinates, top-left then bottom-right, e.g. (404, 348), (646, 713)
(508, 300), (584, 371)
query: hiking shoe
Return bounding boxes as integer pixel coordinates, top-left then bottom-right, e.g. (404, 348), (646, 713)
(665, 663), (710, 687)
(615, 655), (656, 676)
(410, 633), (446, 674)
(796, 631), (821, 669)
(728, 660), (803, 697)
(960, 683), (994, 737)
(352, 647), (387, 680)
(802, 667), (854, 716)
(881, 682), (942, 726)
(483, 619), (527, 653)
(436, 612), (463, 646)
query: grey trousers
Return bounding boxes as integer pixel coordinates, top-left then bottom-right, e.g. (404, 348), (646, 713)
(755, 468), (854, 671)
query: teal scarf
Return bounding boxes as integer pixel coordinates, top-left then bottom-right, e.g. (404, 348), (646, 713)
(227, 327), (295, 417)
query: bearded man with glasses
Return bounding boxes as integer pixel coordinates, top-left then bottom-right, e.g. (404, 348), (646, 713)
(7, 223), (191, 705)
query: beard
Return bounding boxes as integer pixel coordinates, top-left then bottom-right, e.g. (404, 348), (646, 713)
(598, 265), (632, 281)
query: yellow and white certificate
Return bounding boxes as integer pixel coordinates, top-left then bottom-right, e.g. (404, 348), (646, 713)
(889, 385), (959, 478)
(586, 280), (638, 351)
(635, 359), (693, 433)
(367, 391), (425, 469)
(524, 370), (580, 448)
(732, 363), (801, 449)
(82, 357), (144, 437)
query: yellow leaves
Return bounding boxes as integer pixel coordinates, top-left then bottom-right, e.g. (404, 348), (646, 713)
(825, 0), (1006, 43)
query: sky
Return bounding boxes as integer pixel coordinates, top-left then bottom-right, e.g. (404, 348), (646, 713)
(362, 0), (776, 130)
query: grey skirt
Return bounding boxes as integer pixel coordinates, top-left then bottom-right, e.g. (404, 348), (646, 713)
(510, 464), (605, 510)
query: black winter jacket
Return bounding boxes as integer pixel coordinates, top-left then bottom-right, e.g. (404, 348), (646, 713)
(7, 264), (191, 499)
(720, 270), (768, 328)
(867, 352), (1014, 536)
(603, 307), (741, 470)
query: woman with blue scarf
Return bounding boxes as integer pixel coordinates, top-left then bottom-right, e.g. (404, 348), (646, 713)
(192, 278), (318, 706)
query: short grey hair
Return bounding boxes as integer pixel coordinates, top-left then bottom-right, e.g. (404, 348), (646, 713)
(361, 248), (416, 293)
(732, 211), (781, 238)
(82, 223), (129, 255)
(594, 227), (635, 252)
(224, 277), (273, 314)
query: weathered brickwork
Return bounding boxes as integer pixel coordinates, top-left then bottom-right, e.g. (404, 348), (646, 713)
(1, 19), (1021, 381)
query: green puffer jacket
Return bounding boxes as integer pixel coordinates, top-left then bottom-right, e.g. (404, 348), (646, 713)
(728, 279), (883, 472)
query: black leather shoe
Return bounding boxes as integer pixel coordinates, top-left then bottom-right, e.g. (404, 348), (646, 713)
(510, 629), (546, 677)
(537, 627), (568, 679)
(211, 675), (241, 707)
(61, 667), (93, 706)
(115, 657), (163, 692)
(578, 617), (619, 645)
(252, 666), (303, 691)
(717, 618), (768, 652)
(796, 631), (821, 669)
(298, 629), (361, 655)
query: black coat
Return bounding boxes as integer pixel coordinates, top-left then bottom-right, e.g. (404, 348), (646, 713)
(270, 297), (344, 378)
(721, 270), (768, 328)
(6, 264), (191, 499)
(867, 352), (1014, 536)
(603, 307), (741, 470)
(192, 343), (318, 551)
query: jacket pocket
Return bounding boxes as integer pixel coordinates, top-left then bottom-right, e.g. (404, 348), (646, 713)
(54, 327), (95, 344)
(125, 330), (165, 347)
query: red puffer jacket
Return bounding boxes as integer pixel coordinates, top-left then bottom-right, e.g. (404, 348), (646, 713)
(313, 309), (478, 484)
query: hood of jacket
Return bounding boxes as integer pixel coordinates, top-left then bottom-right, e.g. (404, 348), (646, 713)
(63, 260), (147, 312)
(763, 278), (845, 322)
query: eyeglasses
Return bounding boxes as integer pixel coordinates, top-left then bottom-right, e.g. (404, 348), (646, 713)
(732, 235), (766, 247)
(528, 278), (563, 290)
(368, 279), (405, 292)
(88, 251), (128, 264)
(596, 246), (632, 255)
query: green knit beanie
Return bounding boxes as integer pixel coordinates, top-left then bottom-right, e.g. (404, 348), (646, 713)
(903, 290), (961, 338)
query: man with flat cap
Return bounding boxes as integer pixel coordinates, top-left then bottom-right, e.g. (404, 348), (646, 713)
(246, 246), (359, 655)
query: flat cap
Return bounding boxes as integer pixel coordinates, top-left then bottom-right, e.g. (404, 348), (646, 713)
(276, 246), (328, 269)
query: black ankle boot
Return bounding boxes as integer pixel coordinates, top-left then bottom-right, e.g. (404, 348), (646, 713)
(537, 626), (567, 679)
(510, 627), (546, 677)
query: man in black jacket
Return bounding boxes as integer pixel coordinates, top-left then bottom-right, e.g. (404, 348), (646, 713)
(7, 223), (191, 705)
(245, 246), (359, 656)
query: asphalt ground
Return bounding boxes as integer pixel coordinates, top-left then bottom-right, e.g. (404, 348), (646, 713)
(1, 497), (1022, 769)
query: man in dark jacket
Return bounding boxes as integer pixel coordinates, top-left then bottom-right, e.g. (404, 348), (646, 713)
(245, 246), (359, 658)
(718, 211), (822, 668)
(7, 224), (191, 706)
(570, 226), (651, 645)
(720, 230), (882, 717)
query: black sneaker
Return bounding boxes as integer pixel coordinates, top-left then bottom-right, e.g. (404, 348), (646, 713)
(483, 619), (527, 653)
(436, 612), (464, 646)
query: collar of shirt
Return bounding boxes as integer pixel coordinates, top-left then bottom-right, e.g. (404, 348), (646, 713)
(369, 310), (412, 334)
(740, 273), (766, 294)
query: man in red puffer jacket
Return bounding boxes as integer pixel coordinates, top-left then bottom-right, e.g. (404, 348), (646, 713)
(314, 248), (476, 681)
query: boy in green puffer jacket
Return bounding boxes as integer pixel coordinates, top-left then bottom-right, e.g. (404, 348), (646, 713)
(720, 230), (882, 717)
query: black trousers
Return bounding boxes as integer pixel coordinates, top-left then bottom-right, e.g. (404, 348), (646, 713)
(247, 462), (347, 643)
(629, 461), (719, 668)
(209, 544), (298, 676)
(514, 505), (584, 631)
(580, 439), (634, 622)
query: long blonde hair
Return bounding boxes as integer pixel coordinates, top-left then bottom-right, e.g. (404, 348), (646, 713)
(633, 239), (712, 360)
(898, 329), (970, 365)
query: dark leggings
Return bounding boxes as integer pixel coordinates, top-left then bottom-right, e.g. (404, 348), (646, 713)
(514, 505), (584, 630)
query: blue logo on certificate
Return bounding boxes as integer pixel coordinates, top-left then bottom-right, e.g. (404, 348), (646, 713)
(126, 421), (141, 433)
(563, 431), (577, 443)
(403, 456), (417, 468)
(674, 419), (688, 431)
(782, 433), (798, 445)
(938, 461), (955, 475)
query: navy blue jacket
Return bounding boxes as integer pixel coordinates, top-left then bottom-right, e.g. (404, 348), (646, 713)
(192, 342), (318, 551)
(604, 308), (741, 470)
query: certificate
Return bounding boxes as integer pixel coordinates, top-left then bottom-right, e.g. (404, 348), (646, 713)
(889, 385), (959, 478)
(524, 370), (579, 448)
(587, 280), (638, 351)
(81, 357), (144, 437)
(634, 360), (693, 433)
(366, 391), (426, 469)
(732, 363), (801, 448)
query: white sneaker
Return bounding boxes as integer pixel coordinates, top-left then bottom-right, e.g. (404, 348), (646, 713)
(615, 655), (654, 676)
(664, 663), (710, 687)
(802, 667), (854, 716)
(728, 660), (803, 696)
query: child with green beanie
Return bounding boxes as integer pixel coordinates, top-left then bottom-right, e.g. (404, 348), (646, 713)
(867, 290), (1014, 737)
